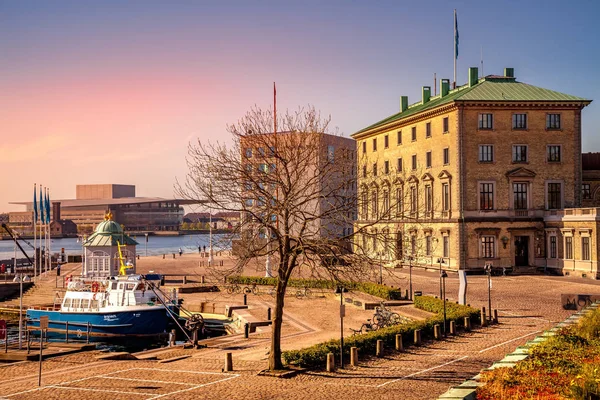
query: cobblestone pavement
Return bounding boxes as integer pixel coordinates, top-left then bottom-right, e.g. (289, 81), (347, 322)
(0, 265), (598, 399)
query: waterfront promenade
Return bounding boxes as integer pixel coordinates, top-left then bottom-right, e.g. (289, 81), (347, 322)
(0, 253), (598, 399)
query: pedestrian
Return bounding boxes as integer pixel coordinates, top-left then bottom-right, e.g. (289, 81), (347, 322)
(178, 247), (183, 257)
(56, 263), (61, 276)
(203, 245), (206, 253)
(198, 245), (201, 254)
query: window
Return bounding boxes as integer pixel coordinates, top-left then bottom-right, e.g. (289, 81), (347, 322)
(372, 138), (377, 151)
(426, 122), (431, 138)
(443, 117), (449, 133)
(412, 155), (417, 170)
(425, 236), (432, 256)
(397, 130), (402, 145)
(384, 160), (389, 175)
(549, 236), (557, 258)
(373, 163), (378, 177)
(362, 165), (367, 178)
(512, 114), (527, 130)
(327, 145), (335, 163)
(426, 151), (432, 168)
(258, 147), (265, 156)
(269, 146), (275, 156)
(512, 145), (528, 163)
(480, 183), (494, 210)
(410, 186), (417, 214)
(371, 191), (378, 219)
(547, 182), (562, 209)
(397, 157), (403, 172)
(361, 191), (368, 219)
(372, 230), (377, 251)
(443, 148), (449, 165)
(547, 114), (561, 130)
(245, 199), (253, 207)
(582, 183), (592, 199)
(245, 148), (253, 158)
(565, 237), (573, 259)
(425, 185), (432, 213)
(443, 236), (449, 258)
(513, 183), (528, 209)
(384, 135), (389, 148)
(442, 183), (450, 211)
(383, 189), (390, 217)
(362, 141), (367, 154)
(478, 113), (493, 130)
(411, 127), (417, 141)
(582, 237), (590, 261)
(481, 236), (495, 258)
(547, 146), (561, 162)
(479, 145), (494, 163)
(411, 235), (416, 255)
(396, 187), (403, 216)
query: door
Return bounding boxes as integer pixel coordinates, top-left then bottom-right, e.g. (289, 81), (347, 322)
(514, 236), (529, 266)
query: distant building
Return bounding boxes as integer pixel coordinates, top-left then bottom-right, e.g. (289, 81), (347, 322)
(183, 212), (240, 230)
(582, 153), (600, 207)
(10, 184), (203, 233)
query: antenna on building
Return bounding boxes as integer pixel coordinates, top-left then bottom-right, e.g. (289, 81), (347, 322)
(480, 46), (484, 77)
(434, 73), (437, 96)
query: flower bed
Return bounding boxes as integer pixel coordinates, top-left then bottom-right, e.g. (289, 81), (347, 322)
(282, 296), (479, 368)
(476, 306), (600, 400)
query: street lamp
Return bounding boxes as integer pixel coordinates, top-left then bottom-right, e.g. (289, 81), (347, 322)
(145, 233), (148, 257)
(378, 250), (384, 285)
(484, 263), (492, 322)
(335, 285), (347, 368)
(441, 270), (448, 336)
(437, 257), (445, 299)
(408, 255), (414, 301)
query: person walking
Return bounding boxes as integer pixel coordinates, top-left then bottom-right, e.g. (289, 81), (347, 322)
(178, 247), (183, 257)
(198, 245), (201, 254)
(203, 245), (206, 253)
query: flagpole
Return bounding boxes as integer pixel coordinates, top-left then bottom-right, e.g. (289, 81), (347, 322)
(33, 184), (37, 279)
(453, 9), (457, 88)
(47, 188), (51, 275)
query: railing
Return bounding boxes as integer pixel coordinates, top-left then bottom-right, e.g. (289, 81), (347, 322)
(544, 208), (600, 218)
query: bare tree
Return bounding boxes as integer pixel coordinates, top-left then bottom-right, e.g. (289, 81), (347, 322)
(177, 105), (378, 370)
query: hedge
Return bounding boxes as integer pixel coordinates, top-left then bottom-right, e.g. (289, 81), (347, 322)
(226, 275), (402, 300)
(282, 295), (480, 368)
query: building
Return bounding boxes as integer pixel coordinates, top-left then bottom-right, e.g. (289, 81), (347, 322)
(240, 131), (356, 243)
(353, 67), (596, 277)
(581, 153), (600, 207)
(10, 184), (202, 233)
(183, 212), (240, 230)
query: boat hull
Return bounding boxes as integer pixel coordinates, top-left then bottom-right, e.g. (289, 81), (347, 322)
(27, 307), (171, 340)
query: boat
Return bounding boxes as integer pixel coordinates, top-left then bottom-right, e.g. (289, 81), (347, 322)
(26, 273), (177, 340)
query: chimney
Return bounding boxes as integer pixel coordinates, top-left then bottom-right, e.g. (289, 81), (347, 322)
(468, 67), (479, 87)
(422, 86), (431, 104)
(441, 79), (450, 97)
(52, 202), (61, 222)
(400, 96), (409, 112)
(504, 67), (514, 78)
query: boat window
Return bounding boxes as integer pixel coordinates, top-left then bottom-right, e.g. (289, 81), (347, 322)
(63, 298), (72, 308)
(118, 283), (124, 290)
(126, 283), (137, 291)
(111, 282), (117, 290)
(90, 300), (99, 309)
(72, 299), (81, 309)
(81, 299), (90, 309)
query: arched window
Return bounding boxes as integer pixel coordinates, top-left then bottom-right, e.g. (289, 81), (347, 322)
(90, 251), (110, 276)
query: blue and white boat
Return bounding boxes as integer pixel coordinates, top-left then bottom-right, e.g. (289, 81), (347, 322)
(27, 274), (176, 340)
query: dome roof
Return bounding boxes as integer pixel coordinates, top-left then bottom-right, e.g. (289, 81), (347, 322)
(94, 220), (123, 234)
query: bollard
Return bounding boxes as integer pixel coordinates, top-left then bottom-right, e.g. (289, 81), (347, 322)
(481, 309), (488, 327)
(243, 294), (247, 306)
(223, 276), (227, 284)
(493, 309), (499, 324)
(267, 307), (271, 320)
(350, 347), (358, 366)
(201, 275), (205, 284)
(173, 253), (176, 259)
(326, 352), (335, 372)
(404, 289), (409, 300)
(395, 334), (403, 352)
(244, 323), (249, 339)
(464, 316), (471, 331)
(170, 329), (176, 347)
(224, 352), (233, 372)
(183, 276), (187, 285)
(449, 321), (456, 335)
(434, 324), (441, 340)
(414, 329), (422, 345)
(376, 340), (383, 357)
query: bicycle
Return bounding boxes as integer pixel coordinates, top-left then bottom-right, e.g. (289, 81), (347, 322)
(243, 283), (260, 295)
(295, 286), (312, 299)
(268, 286), (277, 297)
(349, 319), (380, 335)
(373, 303), (402, 328)
(226, 283), (242, 295)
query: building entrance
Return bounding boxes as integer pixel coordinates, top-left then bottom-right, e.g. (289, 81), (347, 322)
(514, 236), (529, 266)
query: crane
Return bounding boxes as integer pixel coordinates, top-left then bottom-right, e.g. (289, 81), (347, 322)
(1, 224), (34, 266)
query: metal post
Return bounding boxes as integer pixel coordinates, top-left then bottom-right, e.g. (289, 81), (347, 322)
(145, 233), (148, 257)
(86, 322), (90, 344)
(438, 258), (443, 299)
(65, 321), (69, 343)
(442, 272), (447, 336)
(379, 251), (383, 285)
(38, 329), (43, 386)
(15, 236), (22, 350)
(409, 259), (413, 301)
(484, 264), (493, 322)
(339, 286), (344, 369)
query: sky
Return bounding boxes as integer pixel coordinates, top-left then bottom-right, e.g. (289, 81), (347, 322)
(1, 0), (599, 212)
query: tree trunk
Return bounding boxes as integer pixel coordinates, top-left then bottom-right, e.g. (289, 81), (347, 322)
(268, 275), (287, 370)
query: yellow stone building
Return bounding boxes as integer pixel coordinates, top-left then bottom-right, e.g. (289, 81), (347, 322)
(353, 67), (596, 278)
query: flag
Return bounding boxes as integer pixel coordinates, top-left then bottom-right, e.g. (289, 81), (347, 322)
(454, 10), (459, 59)
(33, 184), (38, 223)
(45, 189), (51, 224)
(39, 186), (44, 224)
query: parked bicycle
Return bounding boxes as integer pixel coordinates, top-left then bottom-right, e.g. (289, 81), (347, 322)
(349, 319), (380, 335)
(373, 302), (402, 328)
(295, 286), (312, 299)
(226, 283), (242, 294)
(243, 283), (260, 295)
(268, 286), (277, 297)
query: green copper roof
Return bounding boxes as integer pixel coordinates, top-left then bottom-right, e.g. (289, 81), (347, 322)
(354, 76), (591, 136)
(83, 220), (138, 247)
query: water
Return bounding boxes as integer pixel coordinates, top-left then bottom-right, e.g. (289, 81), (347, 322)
(0, 233), (232, 260)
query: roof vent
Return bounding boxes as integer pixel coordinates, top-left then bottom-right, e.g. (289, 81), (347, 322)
(504, 67), (514, 78)
(441, 79), (450, 97)
(400, 96), (408, 112)
(468, 67), (479, 87)
(422, 86), (431, 104)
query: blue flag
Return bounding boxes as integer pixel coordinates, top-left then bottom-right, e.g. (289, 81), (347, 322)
(39, 186), (44, 224)
(45, 189), (50, 224)
(33, 185), (38, 223)
(454, 11), (459, 59)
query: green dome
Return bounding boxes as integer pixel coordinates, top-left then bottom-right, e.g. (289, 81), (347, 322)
(94, 220), (123, 234)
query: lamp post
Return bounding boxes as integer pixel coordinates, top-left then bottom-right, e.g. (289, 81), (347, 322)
(208, 209), (213, 265)
(437, 258), (444, 299)
(14, 235), (23, 350)
(408, 256), (413, 301)
(378, 250), (383, 285)
(145, 233), (148, 257)
(484, 263), (492, 321)
(441, 270), (448, 336)
(335, 286), (346, 368)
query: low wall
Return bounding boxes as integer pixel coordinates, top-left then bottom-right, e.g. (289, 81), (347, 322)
(0, 282), (35, 301)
